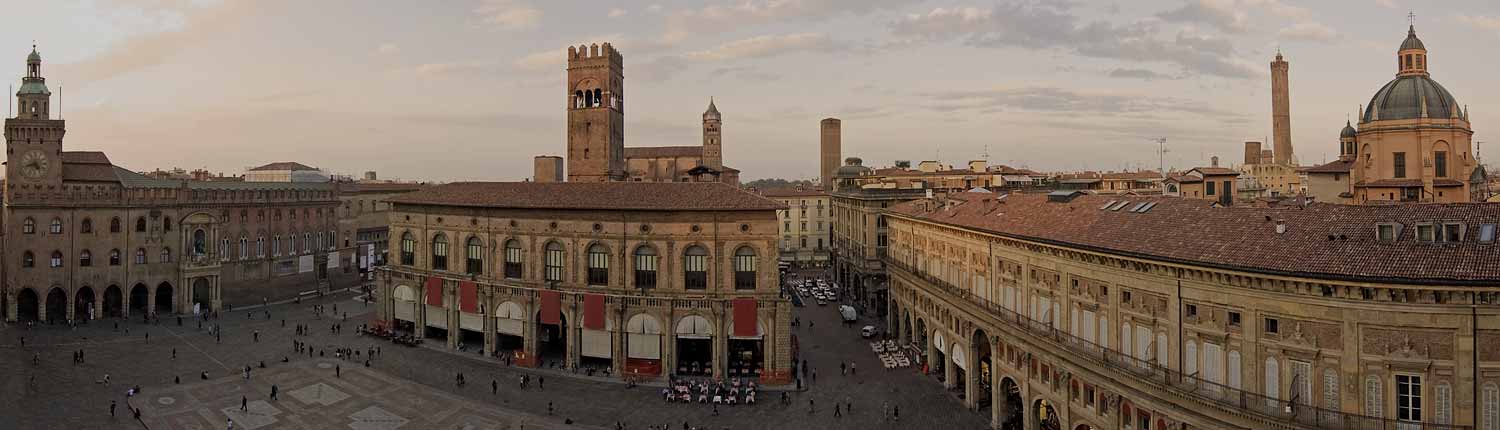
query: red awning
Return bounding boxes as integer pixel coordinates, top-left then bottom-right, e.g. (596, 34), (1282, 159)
(459, 281), (477, 313)
(733, 298), (758, 337)
(583, 294), (605, 330)
(425, 277), (444, 306)
(539, 290), (561, 325)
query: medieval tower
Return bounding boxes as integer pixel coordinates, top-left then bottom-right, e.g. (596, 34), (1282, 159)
(820, 118), (841, 188)
(6, 45), (67, 200)
(1270, 51), (1294, 165)
(565, 43), (625, 182)
(702, 98), (722, 170)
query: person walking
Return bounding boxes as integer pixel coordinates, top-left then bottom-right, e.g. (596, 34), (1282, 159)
(240, 395), (248, 412)
(808, 399), (815, 414)
(492, 379), (498, 395)
(253, 330), (259, 342)
(834, 403), (841, 417)
(336, 364), (341, 378)
(538, 376), (544, 391)
(850, 362), (856, 374)
(893, 405), (900, 421)
(110, 400), (116, 417)
(840, 362), (846, 375)
(227, 417), (234, 430)
(271, 385), (279, 401)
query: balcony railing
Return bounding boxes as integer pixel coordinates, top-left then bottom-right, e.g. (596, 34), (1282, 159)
(886, 260), (1469, 430)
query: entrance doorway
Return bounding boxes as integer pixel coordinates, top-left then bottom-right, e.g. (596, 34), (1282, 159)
(129, 284), (148, 315)
(1034, 399), (1060, 430)
(728, 339), (764, 378)
(154, 282), (174, 315)
(974, 329), (993, 408)
(1001, 378), (1023, 430)
(675, 315), (713, 376)
(45, 287), (67, 323)
(192, 278), (212, 314)
(104, 285), (123, 318)
(17, 288), (39, 322)
(535, 313), (568, 369)
(74, 286), (96, 322)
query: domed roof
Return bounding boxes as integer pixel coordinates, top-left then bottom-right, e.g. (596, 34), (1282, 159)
(1340, 121), (1357, 138)
(1400, 25), (1425, 51)
(26, 47), (40, 63)
(1362, 75), (1463, 122)
(833, 157), (871, 178)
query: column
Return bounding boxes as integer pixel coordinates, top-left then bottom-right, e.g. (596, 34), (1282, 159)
(944, 339), (957, 389)
(522, 296), (537, 367)
(713, 308), (726, 379)
(927, 328), (937, 375)
(65, 291), (75, 322)
(965, 343), (979, 409)
(482, 290), (496, 358)
(146, 288), (157, 318)
(446, 283), (458, 350)
(991, 344), (1003, 430)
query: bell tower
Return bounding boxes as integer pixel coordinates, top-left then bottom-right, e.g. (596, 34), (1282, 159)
(565, 43), (625, 182)
(6, 44), (67, 196)
(702, 98), (722, 170)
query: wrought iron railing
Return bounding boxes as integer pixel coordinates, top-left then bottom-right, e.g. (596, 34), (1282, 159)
(887, 260), (1470, 430)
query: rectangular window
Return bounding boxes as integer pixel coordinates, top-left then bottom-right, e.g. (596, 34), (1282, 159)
(734, 252), (757, 290)
(432, 240), (448, 271)
(1417, 224), (1435, 242)
(545, 247), (564, 282)
(1229, 311), (1241, 327)
(1206, 181), (1216, 196)
(684, 253), (707, 290)
(1442, 223), (1463, 242)
(1185, 304), (1198, 318)
(1479, 224), (1497, 243)
(1397, 374), (1423, 423)
(634, 253), (658, 289)
(504, 245), (523, 279)
(1393, 152), (1407, 178)
(1265, 318), (1279, 334)
(587, 250), (609, 286)
(1379, 224), (1397, 242)
(1435, 151), (1448, 177)
(466, 242), (483, 275)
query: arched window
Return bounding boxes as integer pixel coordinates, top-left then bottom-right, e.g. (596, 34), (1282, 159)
(574, 90), (585, 108)
(109, 217), (121, 233)
(22, 218), (35, 234)
(733, 246), (757, 290)
(135, 248), (146, 264)
(192, 229), (207, 255)
(81, 218), (93, 233)
(79, 250), (92, 267)
(465, 237), (484, 275)
(50, 250), (63, 267)
(135, 217), (147, 232)
(109, 249), (121, 266)
(271, 236), (281, 257)
(49, 218), (62, 234)
(161, 247), (172, 263)
(587, 244), (609, 286)
(400, 232), (415, 266)
(593, 88), (602, 106)
(684, 245), (708, 290)
(634, 245), (658, 289)
(544, 241), (564, 282)
(504, 239), (523, 278)
(22, 251), (34, 268)
(257, 237), (265, 257)
(239, 237), (248, 260)
(162, 217), (171, 232)
(304, 233), (312, 255)
(431, 234), (449, 271)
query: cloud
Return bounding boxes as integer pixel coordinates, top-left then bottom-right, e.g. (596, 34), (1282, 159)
(1108, 68), (1179, 80)
(921, 86), (1245, 119)
(376, 43), (399, 55)
(660, 0), (916, 44)
(682, 33), (847, 61)
(608, 8), (627, 18)
(410, 61), (499, 77)
(1455, 15), (1500, 35)
(58, 1), (252, 84)
(512, 35), (628, 72)
(1278, 22), (1339, 42)
(1157, 0), (1248, 33)
(890, 2), (1259, 79)
(474, 0), (541, 31)
(705, 66), (780, 82)
(1375, 0), (1398, 9)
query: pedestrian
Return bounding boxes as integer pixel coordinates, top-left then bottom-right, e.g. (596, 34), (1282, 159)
(812, 369), (817, 383)
(519, 375), (525, 389)
(80, 349), (85, 363)
(271, 385), (279, 401)
(539, 376), (544, 391)
(548, 402), (554, 415)
(145, 332), (150, 343)
(893, 405), (900, 421)
(241, 395), (248, 412)
(172, 348), (177, 359)
(834, 403), (841, 417)
(845, 396), (852, 412)
(808, 399), (815, 414)
(882, 401), (889, 422)
(850, 362), (856, 374)
(840, 362), (846, 375)
(336, 364), (341, 378)
(110, 400), (116, 417)
(253, 330), (259, 342)
(33, 352), (39, 365)
(19, 336), (24, 348)
(492, 379), (498, 395)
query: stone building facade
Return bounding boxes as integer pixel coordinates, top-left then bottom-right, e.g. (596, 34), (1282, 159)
(337, 182), (428, 276)
(884, 190), (1499, 430)
(759, 187), (830, 266)
(374, 182), (791, 382)
(563, 43), (739, 185)
(2, 48), (358, 323)
(829, 157), (929, 317)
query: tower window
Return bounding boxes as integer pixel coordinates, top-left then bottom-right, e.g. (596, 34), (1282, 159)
(1393, 152), (1406, 178)
(1434, 151), (1447, 178)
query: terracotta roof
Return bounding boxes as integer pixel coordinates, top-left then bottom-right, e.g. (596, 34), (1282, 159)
(624, 146), (702, 158)
(388, 181), (786, 211)
(1189, 167), (1240, 176)
(62, 163), (123, 182)
(1434, 179), (1466, 187)
(889, 192), (1500, 284)
(1357, 179), (1424, 188)
(337, 182), (430, 193)
(249, 161), (318, 171)
(1305, 159), (1353, 174)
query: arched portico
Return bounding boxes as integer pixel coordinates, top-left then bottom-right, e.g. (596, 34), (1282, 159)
(103, 285), (123, 318)
(74, 286), (96, 322)
(45, 287), (67, 323)
(154, 282), (174, 315)
(1000, 377), (1023, 430)
(1033, 398), (1061, 430)
(17, 288), (40, 322)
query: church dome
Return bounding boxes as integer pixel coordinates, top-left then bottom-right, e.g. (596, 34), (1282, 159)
(1341, 121), (1357, 138)
(1362, 75), (1462, 122)
(26, 47), (39, 63)
(833, 157), (871, 178)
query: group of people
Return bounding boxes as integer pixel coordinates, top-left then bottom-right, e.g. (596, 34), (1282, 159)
(662, 377), (758, 406)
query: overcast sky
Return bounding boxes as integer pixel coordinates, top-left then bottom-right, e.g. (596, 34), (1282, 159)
(5, 0), (1498, 182)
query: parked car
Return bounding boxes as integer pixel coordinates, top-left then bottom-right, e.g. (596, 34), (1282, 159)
(861, 325), (878, 338)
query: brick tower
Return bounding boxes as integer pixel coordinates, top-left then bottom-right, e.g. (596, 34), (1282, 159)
(702, 98), (722, 170)
(1270, 51), (1294, 165)
(565, 43), (625, 182)
(820, 118), (841, 188)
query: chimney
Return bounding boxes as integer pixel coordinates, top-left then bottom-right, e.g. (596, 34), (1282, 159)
(1211, 156), (1220, 167)
(1275, 219), (1287, 235)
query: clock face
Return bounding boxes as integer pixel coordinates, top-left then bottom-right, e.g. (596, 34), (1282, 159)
(20, 150), (49, 179)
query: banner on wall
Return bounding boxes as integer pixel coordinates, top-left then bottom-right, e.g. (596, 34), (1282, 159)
(327, 252), (340, 269)
(298, 255), (314, 273)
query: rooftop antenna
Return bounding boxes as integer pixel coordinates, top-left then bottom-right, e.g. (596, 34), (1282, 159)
(6, 84), (10, 118)
(1149, 138), (1168, 178)
(58, 84), (61, 119)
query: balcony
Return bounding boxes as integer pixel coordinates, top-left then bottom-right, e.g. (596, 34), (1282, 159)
(885, 259), (1468, 430)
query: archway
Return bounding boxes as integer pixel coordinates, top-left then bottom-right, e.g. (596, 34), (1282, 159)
(129, 284), (148, 314)
(191, 278), (212, 314)
(1000, 377), (1023, 430)
(154, 282), (174, 315)
(1073, 425), (1094, 430)
(494, 301), (525, 355)
(1033, 398), (1061, 430)
(625, 313), (663, 376)
(45, 287), (67, 323)
(974, 329), (993, 408)
(74, 286), (96, 322)
(675, 315), (714, 376)
(535, 311), (568, 369)
(391, 285), (417, 333)
(17, 288), (39, 322)
(104, 285), (122, 318)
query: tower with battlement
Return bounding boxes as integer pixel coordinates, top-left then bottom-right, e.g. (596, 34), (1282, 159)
(565, 43), (625, 182)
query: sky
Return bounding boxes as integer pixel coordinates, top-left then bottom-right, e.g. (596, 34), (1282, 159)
(5, 0), (1500, 182)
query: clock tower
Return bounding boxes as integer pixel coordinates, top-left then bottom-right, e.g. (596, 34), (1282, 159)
(5, 45), (66, 198)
